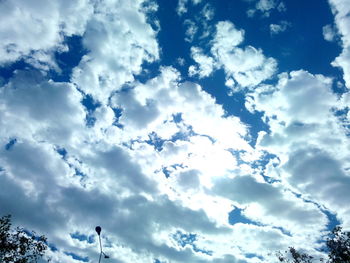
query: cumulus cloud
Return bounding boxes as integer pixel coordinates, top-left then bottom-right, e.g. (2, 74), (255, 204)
(328, 0), (350, 88)
(247, 71), (337, 124)
(110, 67), (250, 151)
(247, 70), (350, 227)
(212, 175), (327, 239)
(189, 47), (215, 78)
(284, 148), (350, 225)
(0, 63), (257, 262)
(214, 21), (276, 88)
(0, 70), (86, 147)
(0, 0), (93, 65)
(189, 21), (277, 90)
(72, 0), (159, 103)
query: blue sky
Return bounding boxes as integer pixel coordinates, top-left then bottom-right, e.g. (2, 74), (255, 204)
(1, 0), (350, 262)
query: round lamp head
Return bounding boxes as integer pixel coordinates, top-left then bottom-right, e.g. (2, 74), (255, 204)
(95, 226), (101, 235)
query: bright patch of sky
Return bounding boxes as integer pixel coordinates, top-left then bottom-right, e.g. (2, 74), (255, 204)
(0, 0), (349, 262)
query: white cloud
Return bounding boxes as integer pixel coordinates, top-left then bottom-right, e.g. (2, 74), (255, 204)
(332, 47), (350, 89)
(189, 47), (215, 78)
(0, 62), (259, 262)
(225, 78), (236, 89)
(177, 0), (188, 16)
(270, 21), (291, 35)
(95, 67), (340, 260)
(247, 0), (286, 17)
(189, 21), (277, 89)
(328, 0), (350, 88)
(247, 71), (337, 124)
(323, 24), (337, 42)
(256, 0), (276, 12)
(212, 175), (327, 239)
(212, 21), (245, 49)
(247, 70), (350, 227)
(176, 0), (202, 16)
(0, 0), (93, 65)
(283, 148), (350, 225)
(213, 45), (277, 88)
(184, 19), (198, 42)
(110, 67), (251, 151)
(201, 3), (215, 21)
(0, 140), (73, 198)
(177, 57), (186, 66)
(177, 1), (215, 44)
(72, 0), (159, 103)
(211, 21), (277, 88)
(0, 70), (86, 148)
(328, 0), (350, 46)
(277, 2), (287, 12)
(174, 169), (201, 190)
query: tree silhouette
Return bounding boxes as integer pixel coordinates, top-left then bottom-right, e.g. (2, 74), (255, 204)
(327, 226), (350, 263)
(276, 247), (315, 263)
(277, 226), (350, 263)
(0, 215), (47, 263)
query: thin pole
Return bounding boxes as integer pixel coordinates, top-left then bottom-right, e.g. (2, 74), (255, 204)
(96, 226), (108, 263)
(98, 234), (103, 263)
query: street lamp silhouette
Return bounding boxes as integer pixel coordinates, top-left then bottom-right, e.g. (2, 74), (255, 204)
(95, 226), (109, 263)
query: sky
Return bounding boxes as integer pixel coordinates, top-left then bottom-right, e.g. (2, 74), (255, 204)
(0, 0), (350, 262)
